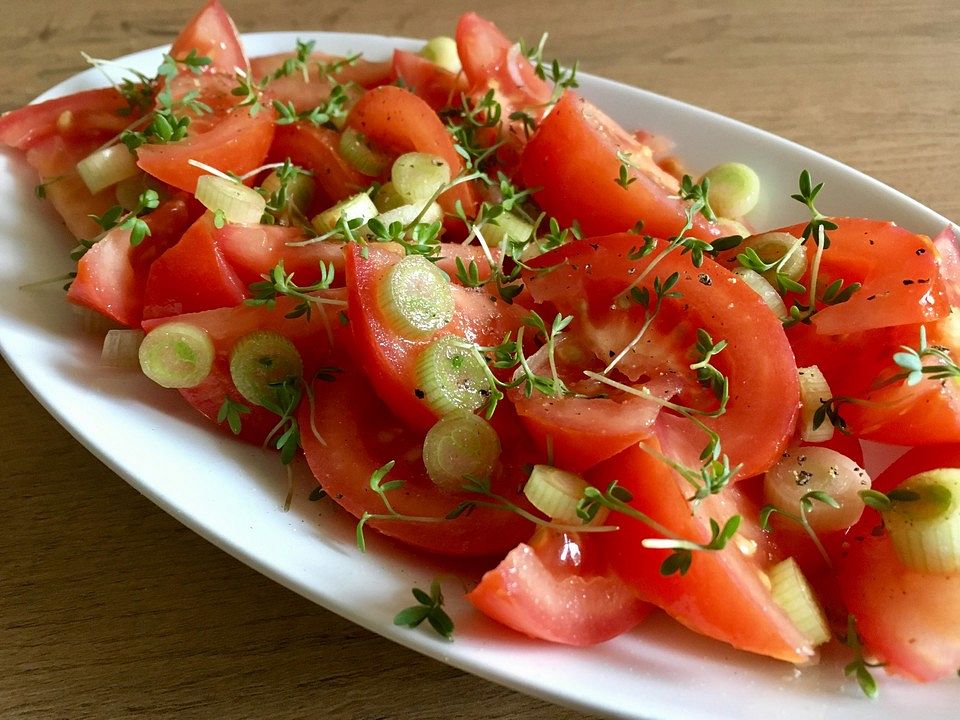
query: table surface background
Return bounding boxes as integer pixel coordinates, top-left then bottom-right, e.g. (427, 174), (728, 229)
(2, 1), (958, 718)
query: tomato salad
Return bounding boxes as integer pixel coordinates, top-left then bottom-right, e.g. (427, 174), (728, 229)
(3, 0), (960, 696)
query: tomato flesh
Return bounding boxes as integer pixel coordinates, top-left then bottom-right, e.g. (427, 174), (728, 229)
(169, 0), (247, 74)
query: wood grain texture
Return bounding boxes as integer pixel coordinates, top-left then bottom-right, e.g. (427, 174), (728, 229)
(1, 1), (957, 718)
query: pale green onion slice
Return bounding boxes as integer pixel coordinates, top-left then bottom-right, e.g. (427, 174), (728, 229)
(77, 144), (139, 195)
(373, 201), (443, 231)
(700, 162), (760, 218)
(422, 411), (501, 492)
(732, 267), (787, 319)
(417, 335), (491, 415)
(885, 469), (960, 573)
(195, 175), (266, 225)
(480, 212), (535, 250)
(373, 182), (407, 213)
(768, 557), (831, 645)
(139, 322), (215, 389)
(259, 168), (315, 222)
(419, 36), (462, 74)
(101, 328), (145, 369)
(764, 446), (871, 534)
(746, 231), (808, 282)
(797, 365), (834, 442)
(229, 330), (304, 406)
(391, 152), (450, 203)
(523, 465), (605, 525)
(378, 255), (455, 338)
(339, 128), (391, 177)
(311, 192), (378, 235)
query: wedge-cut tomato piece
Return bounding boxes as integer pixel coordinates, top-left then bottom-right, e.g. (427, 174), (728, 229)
(592, 418), (814, 663)
(0, 88), (133, 151)
(143, 294), (342, 444)
(169, 0), (247, 74)
(525, 234), (799, 479)
(68, 196), (195, 326)
(391, 50), (465, 112)
(468, 529), (652, 645)
(520, 92), (725, 241)
(933, 225), (960, 306)
(268, 123), (367, 207)
(217, 224), (346, 287)
(251, 51), (391, 111)
(345, 86), (477, 217)
(298, 356), (535, 557)
(142, 213), (246, 319)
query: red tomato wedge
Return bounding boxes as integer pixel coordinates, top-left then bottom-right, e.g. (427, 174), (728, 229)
(345, 86), (478, 218)
(468, 529), (652, 645)
(391, 50), (466, 112)
(298, 356), (534, 557)
(525, 234), (800, 479)
(169, 0), (247, 74)
(68, 196), (195, 326)
(933, 225), (960, 307)
(520, 92), (725, 241)
(345, 244), (525, 432)
(268, 123), (368, 206)
(250, 52), (391, 112)
(0, 88), (133, 151)
(591, 417), (814, 663)
(216, 224), (346, 288)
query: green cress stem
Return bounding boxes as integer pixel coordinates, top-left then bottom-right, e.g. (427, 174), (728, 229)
(138, 322), (215, 389)
(229, 330), (304, 406)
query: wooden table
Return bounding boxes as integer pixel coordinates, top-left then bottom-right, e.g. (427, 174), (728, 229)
(2, 1), (957, 718)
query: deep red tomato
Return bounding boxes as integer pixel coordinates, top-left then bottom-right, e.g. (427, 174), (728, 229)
(298, 353), (535, 557)
(391, 50), (466, 113)
(467, 529), (652, 645)
(524, 234), (800, 479)
(169, 0), (247, 74)
(216, 224), (346, 288)
(142, 213), (247, 319)
(68, 196), (195, 326)
(520, 92), (725, 241)
(344, 243), (524, 431)
(933, 225), (960, 307)
(591, 417), (815, 663)
(345, 86), (478, 218)
(0, 88), (133, 151)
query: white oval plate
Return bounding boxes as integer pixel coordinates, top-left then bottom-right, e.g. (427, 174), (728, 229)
(0, 31), (956, 720)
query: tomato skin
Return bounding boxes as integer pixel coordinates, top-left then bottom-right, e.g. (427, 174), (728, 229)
(345, 244), (524, 432)
(467, 530), (652, 645)
(345, 86), (478, 218)
(519, 92), (724, 241)
(0, 88), (133, 151)
(766, 218), (951, 335)
(169, 0), (247, 74)
(298, 354), (535, 557)
(137, 106), (275, 193)
(591, 419), (814, 663)
(67, 197), (195, 326)
(251, 52), (391, 112)
(525, 234), (800, 479)
(933, 225), (960, 306)
(391, 50), (465, 112)
(268, 123), (368, 207)
(142, 213), (247, 319)
(216, 224), (345, 288)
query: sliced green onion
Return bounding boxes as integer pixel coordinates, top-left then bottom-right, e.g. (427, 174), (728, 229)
(101, 328), (145, 369)
(71, 304), (121, 334)
(195, 175), (266, 225)
(885, 469), (960, 573)
(480, 212), (535, 250)
(373, 182), (407, 213)
(746, 231), (808, 283)
(416, 335), (491, 415)
(764, 446), (871, 534)
(391, 152), (450, 203)
(259, 168), (315, 222)
(229, 330), (303, 406)
(139, 322), (215, 389)
(419, 36), (462, 74)
(797, 365), (834, 442)
(339, 128), (391, 177)
(733, 267), (787, 319)
(768, 557), (831, 645)
(422, 411), (501, 492)
(373, 201), (443, 230)
(523, 465), (605, 525)
(378, 254), (455, 338)
(311, 192), (378, 235)
(700, 162), (760, 218)
(77, 144), (139, 195)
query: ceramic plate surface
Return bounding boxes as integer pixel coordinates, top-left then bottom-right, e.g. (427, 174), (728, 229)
(0, 30), (956, 720)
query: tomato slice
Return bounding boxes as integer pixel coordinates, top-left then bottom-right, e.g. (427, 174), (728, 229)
(467, 529), (652, 645)
(0, 88), (133, 151)
(591, 417), (814, 663)
(216, 224), (346, 288)
(933, 225), (960, 307)
(345, 86), (477, 218)
(67, 196), (196, 326)
(298, 353), (535, 557)
(142, 213), (247, 319)
(169, 0), (247, 74)
(525, 234), (800, 479)
(268, 123), (368, 207)
(345, 244), (524, 432)
(391, 50), (466, 113)
(520, 92), (724, 241)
